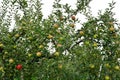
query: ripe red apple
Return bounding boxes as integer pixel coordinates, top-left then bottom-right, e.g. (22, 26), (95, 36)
(16, 64), (22, 70)
(71, 15), (75, 20)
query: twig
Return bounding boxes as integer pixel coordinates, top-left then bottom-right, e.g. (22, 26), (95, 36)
(98, 55), (105, 78)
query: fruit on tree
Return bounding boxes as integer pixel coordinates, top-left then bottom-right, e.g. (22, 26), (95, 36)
(0, 43), (4, 47)
(114, 65), (120, 70)
(58, 64), (62, 69)
(53, 23), (59, 28)
(70, 23), (75, 28)
(57, 43), (62, 48)
(13, 45), (17, 49)
(38, 45), (44, 49)
(28, 53), (32, 57)
(60, 16), (64, 21)
(104, 63), (111, 68)
(27, 37), (33, 40)
(9, 58), (14, 63)
(71, 15), (75, 20)
(79, 31), (84, 35)
(54, 52), (59, 57)
(89, 64), (95, 69)
(0, 66), (4, 71)
(109, 26), (115, 31)
(59, 37), (64, 41)
(47, 34), (53, 39)
(15, 34), (20, 37)
(108, 22), (113, 25)
(105, 75), (110, 80)
(85, 41), (90, 45)
(93, 42), (98, 47)
(16, 64), (22, 70)
(36, 52), (42, 57)
(93, 34), (98, 38)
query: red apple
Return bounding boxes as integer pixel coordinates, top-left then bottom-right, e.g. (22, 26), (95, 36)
(71, 15), (75, 20)
(16, 64), (22, 70)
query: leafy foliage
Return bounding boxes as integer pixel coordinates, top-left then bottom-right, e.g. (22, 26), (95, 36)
(0, 0), (120, 80)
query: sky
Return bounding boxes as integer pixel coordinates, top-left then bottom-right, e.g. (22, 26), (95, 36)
(0, 0), (120, 30)
(41, 0), (120, 22)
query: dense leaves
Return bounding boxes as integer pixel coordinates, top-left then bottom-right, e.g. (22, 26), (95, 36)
(0, 0), (120, 80)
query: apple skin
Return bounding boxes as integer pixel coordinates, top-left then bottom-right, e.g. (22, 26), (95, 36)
(114, 65), (120, 70)
(105, 75), (110, 80)
(79, 31), (84, 35)
(60, 16), (64, 21)
(53, 23), (59, 28)
(109, 26), (115, 31)
(89, 64), (95, 69)
(71, 15), (75, 20)
(36, 52), (42, 57)
(70, 23), (75, 28)
(54, 52), (59, 57)
(58, 64), (62, 69)
(15, 34), (20, 37)
(47, 34), (53, 39)
(9, 59), (14, 63)
(16, 64), (22, 70)
(93, 42), (97, 47)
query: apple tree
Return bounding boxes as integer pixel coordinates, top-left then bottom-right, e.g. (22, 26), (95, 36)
(0, 0), (120, 80)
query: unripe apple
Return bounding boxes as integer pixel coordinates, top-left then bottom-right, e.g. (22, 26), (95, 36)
(93, 42), (98, 47)
(59, 37), (64, 41)
(15, 34), (20, 37)
(54, 52), (59, 57)
(9, 58), (14, 63)
(53, 23), (59, 28)
(93, 34), (98, 38)
(79, 31), (84, 35)
(89, 64), (95, 69)
(0, 67), (4, 71)
(108, 22), (113, 25)
(28, 37), (33, 40)
(36, 52), (42, 57)
(104, 63), (110, 68)
(58, 64), (62, 69)
(85, 41), (90, 45)
(105, 75), (110, 80)
(28, 53), (32, 57)
(0, 43), (4, 47)
(109, 26), (115, 31)
(71, 15), (75, 20)
(13, 45), (17, 49)
(47, 34), (53, 39)
(70, 23), (75, 28)
(114, 65), (120, 70)
(38, 45), (44, 49)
